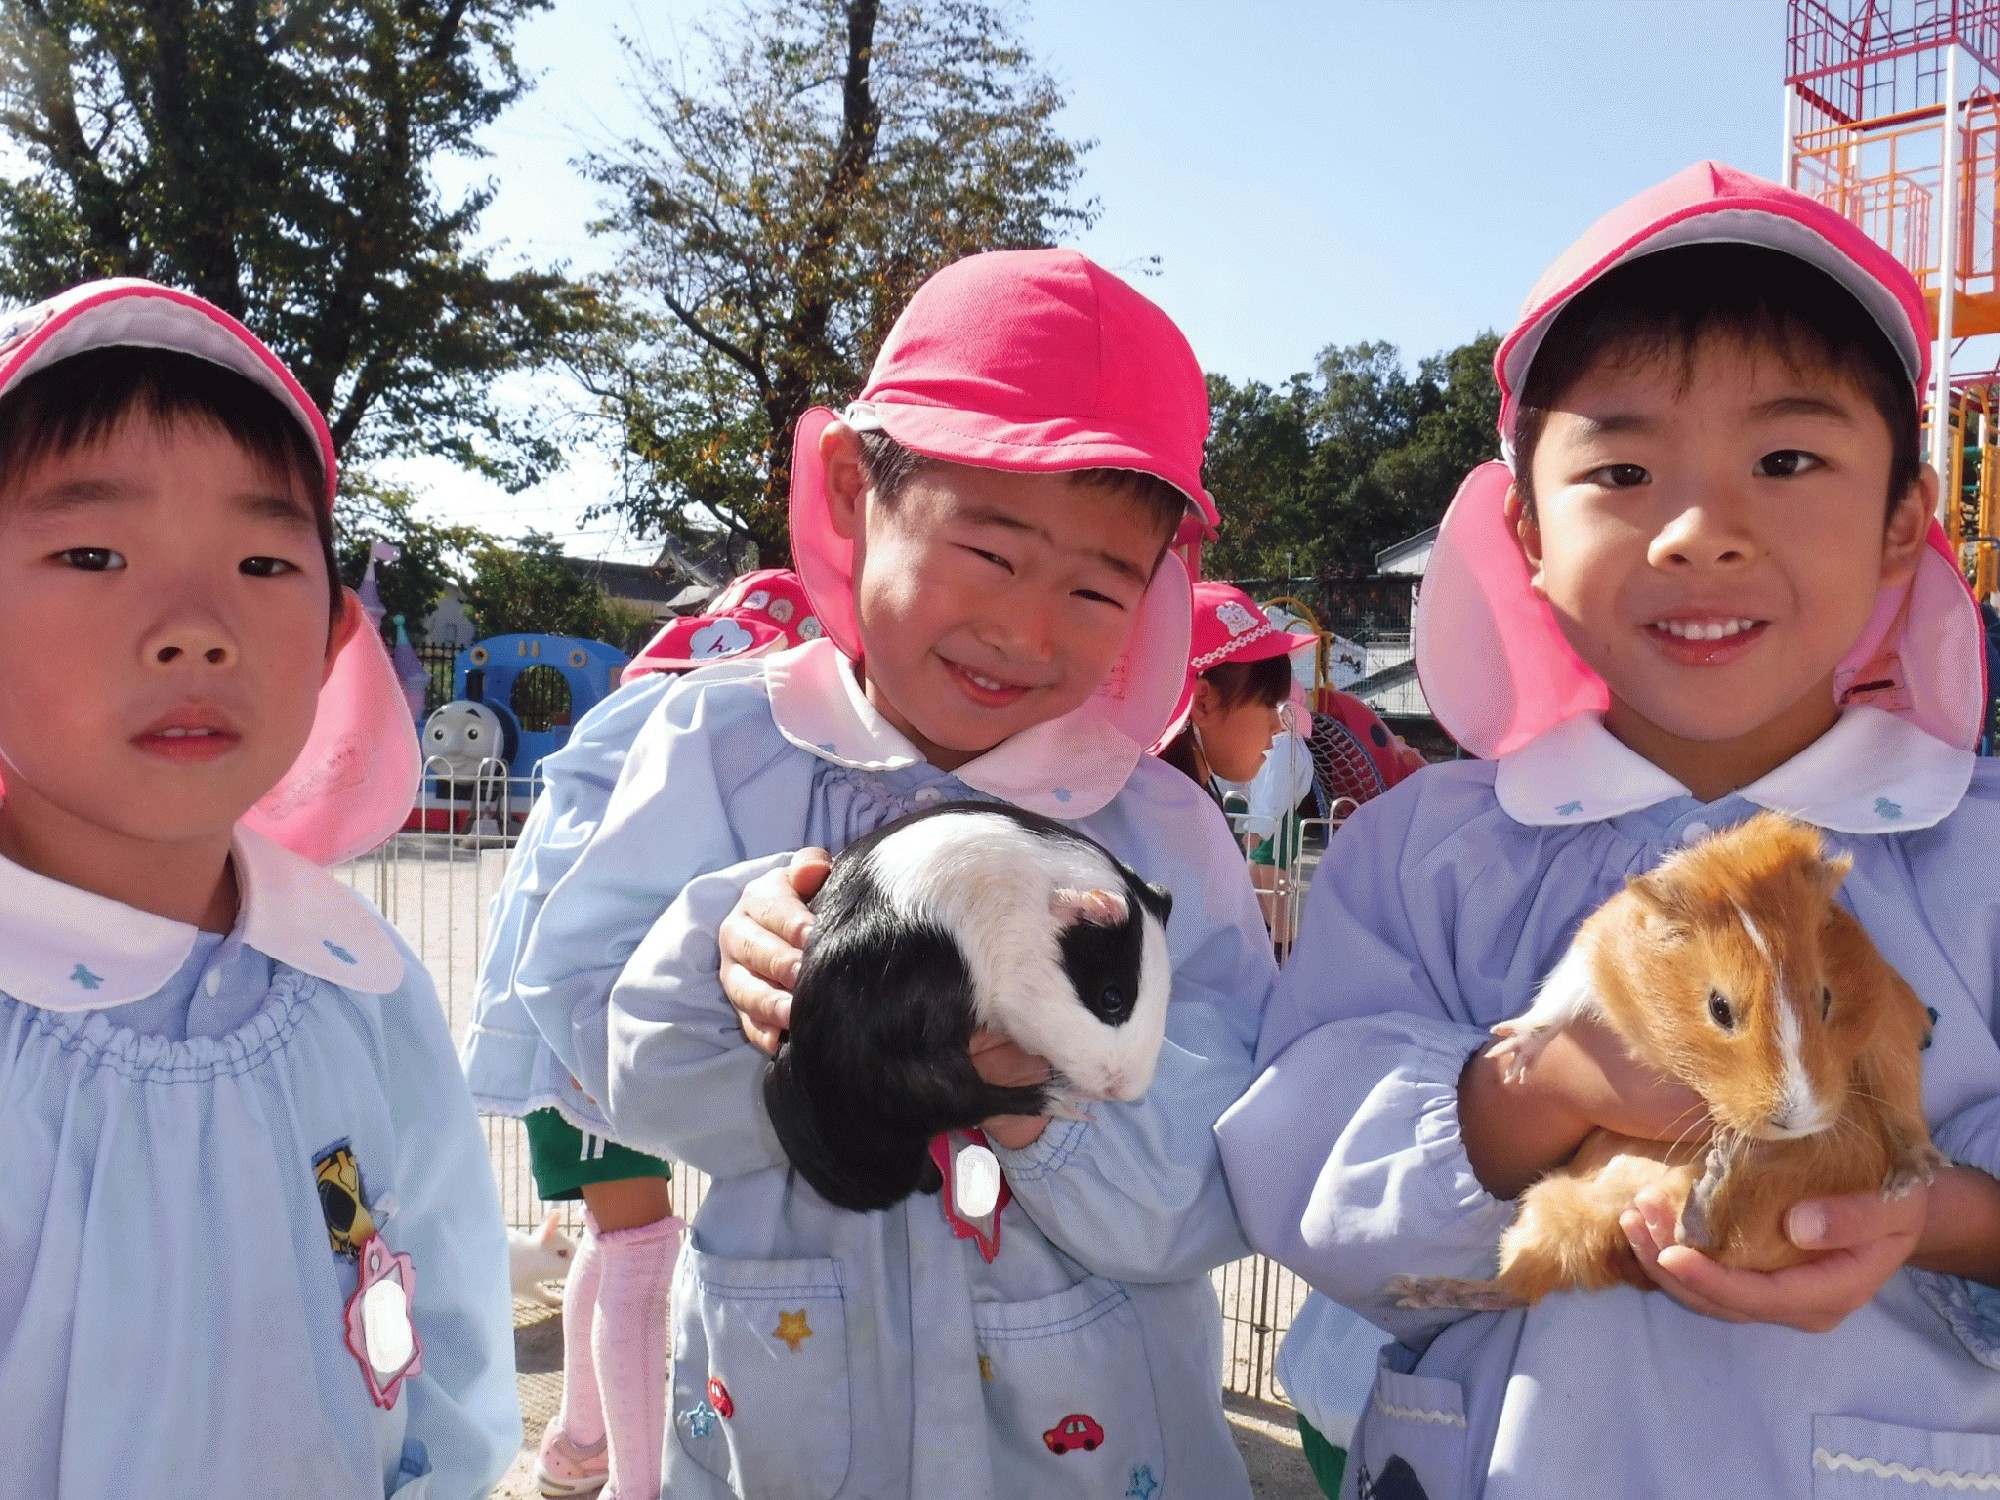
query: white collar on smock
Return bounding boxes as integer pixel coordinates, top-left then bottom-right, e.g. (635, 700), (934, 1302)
(0, 824), (404, 1011)
(1494, 704), (1975, 834)
(763, 638), (1138, 819)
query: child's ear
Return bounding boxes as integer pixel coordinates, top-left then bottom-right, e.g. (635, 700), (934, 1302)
(323, 588), (362, 683)
(1506, 481), (1548, 598)
(1189, 677), (1220, 728)
(1879, 466), (1935, 588)
(821, 419), (869, 543)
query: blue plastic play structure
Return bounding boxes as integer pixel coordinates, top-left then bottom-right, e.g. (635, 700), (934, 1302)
(441, 633), (629, 779)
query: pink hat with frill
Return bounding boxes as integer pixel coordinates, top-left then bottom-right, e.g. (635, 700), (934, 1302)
(708, 568), (826, 647)
(0, 279), (421, 864)
(788, 249), (1218, 756)
(620, 568), (824, 684)
(620, 610), (788, 685)
(1155, 581), (1320, 748)
(1416, 161), (1987, 758)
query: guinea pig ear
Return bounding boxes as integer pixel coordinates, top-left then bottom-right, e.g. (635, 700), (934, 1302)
(1623, 869), (1695, 935)
(1050, 887), (1129, 929)
(1816, 849), (1855, 901)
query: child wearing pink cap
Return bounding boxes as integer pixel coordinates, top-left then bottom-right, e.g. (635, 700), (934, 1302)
(0, 281), (517, 1497)
(483, 248), (1275, 1499)
(1158, 580), (1315, 796)
(1220, 162), (2000, 1498)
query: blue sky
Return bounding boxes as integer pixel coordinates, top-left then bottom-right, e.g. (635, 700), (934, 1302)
(405, 0), (1785, 558)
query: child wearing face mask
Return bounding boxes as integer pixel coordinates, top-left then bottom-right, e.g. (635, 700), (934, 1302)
(1219, 163), (2000, 1500)
(0, 281), (517, 1499)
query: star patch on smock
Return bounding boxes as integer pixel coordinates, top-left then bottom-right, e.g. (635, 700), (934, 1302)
(684, 1400), (718, 1439)
(313, 1140), (378, 1259)
(1127, 1465), (1160, 1498)
(773, 1308), (813, 1352)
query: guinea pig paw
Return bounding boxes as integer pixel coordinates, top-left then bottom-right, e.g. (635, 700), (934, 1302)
(1881, 1142), (1948, 1200)
(1486, 1033), (1535, 1085)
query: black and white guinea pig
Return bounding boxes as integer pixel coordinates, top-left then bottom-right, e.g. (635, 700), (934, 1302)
(762, 801), (1176, 1213)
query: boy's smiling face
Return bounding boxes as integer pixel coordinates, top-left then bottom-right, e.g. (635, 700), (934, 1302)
(0, 413), (338, 850)
(1518, 335), (1931, 790)
(824, 425), (1172, 768)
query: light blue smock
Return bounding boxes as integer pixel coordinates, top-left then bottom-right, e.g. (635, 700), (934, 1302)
(0, 833), (520, 1500)
(1218, 708), (2000, 1500)
(461, 669), (676, 1134)
(492, 645), (1275, 1500)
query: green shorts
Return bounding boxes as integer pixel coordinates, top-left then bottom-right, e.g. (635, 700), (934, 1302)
(522, 1107), (672, 1202)
(1296, 1413), (1348, 1499)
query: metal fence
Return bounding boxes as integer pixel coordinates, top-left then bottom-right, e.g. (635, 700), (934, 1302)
(337, 757), (1326, 1408)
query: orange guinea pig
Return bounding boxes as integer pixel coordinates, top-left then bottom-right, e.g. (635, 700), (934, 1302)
(1390, 811), (1941, 1312)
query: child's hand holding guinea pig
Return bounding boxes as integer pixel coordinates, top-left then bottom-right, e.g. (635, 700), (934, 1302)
(1622, 1155), (2000, 1332)
(716, 847), (1055, 1149)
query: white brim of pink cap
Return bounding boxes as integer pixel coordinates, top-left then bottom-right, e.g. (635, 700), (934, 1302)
(0, 280), (420, 864)
(788, 403), (1195, 754)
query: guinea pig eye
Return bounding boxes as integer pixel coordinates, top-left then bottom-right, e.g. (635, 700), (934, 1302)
(1101, 983), (1126, 1011)
(1821, 986), (1833, 1020)
(1706, 990), (1735, 1031)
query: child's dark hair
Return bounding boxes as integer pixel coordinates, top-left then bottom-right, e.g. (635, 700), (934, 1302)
(1512, 242), (1921, 515)
(0, 346), (341, 631)
(857, 430), (1188, 546)
(1159, 652), (1292, 784)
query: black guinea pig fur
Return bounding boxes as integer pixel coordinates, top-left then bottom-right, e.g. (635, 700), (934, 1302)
(762, 801), (1175, 1212)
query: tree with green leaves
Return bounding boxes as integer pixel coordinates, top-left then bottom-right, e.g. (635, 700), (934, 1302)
(574, 0), (1097, 563)
(462, 532), (654, 651)
(1204, 333), (1501, 580)
(0, 0), (583, 500)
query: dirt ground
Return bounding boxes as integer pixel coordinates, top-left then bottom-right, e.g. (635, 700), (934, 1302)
(487, 1300), (1325, 1500)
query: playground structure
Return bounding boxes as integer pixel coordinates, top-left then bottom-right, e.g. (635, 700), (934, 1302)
(1784, 0), (2000, 593)
(408, 633), (628, 835)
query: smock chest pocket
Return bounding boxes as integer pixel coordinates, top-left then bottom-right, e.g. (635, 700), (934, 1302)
(1343, 1343), (1467, 1500)
(1811, 1415), (2000, 1497)
(972, 1276), (1168, 1500)
(673, 1246), (851, 1500)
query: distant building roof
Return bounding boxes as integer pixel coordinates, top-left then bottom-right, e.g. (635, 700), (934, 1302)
(557, 556), (683, 612)
(1375, 525), (1437, 577)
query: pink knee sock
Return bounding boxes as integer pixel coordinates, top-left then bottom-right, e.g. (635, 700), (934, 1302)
(592, 1213), (683, 1500)
(550, 1209), (607, 1449)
